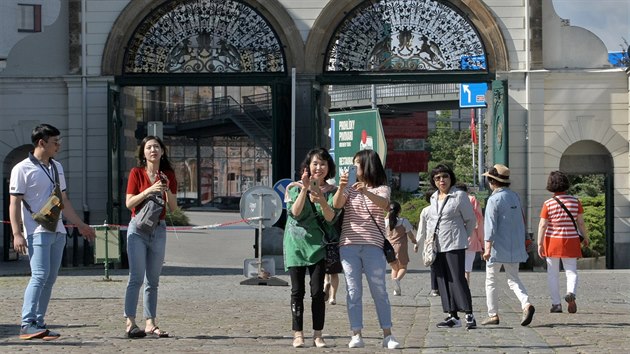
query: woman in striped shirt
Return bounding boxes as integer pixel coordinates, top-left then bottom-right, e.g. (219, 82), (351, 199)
(333, 150), (400, 350)
(537, 171), (589, 313)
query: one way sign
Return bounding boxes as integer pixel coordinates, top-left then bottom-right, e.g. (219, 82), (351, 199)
(459, 83), (487, 108)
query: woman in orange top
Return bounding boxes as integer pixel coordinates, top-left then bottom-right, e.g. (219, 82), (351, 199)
(537, 171), (589, 314)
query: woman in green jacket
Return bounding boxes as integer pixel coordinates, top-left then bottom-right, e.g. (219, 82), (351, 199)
(283, 147), (339, 348)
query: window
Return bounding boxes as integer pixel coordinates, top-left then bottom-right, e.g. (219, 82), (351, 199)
(18, 4), (41, 32)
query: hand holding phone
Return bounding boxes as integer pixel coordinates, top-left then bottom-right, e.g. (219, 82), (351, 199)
(347, 165), (357, 186)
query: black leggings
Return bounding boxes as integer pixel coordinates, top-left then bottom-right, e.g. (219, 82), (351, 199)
(288, 259), (326, 331)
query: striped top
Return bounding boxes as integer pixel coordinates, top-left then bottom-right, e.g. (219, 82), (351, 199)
(339, 185), (390, 248)
(540, 193), (583, 258)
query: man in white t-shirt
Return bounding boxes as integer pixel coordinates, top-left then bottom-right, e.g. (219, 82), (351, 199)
(9, 124), (95, 340)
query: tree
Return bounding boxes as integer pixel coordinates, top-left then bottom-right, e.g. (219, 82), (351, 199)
(426, 111), (475, 185)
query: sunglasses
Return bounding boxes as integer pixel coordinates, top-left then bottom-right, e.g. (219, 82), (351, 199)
(433, 173), (450, 182)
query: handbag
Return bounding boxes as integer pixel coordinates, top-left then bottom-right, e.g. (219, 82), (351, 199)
(423, 195), (450, 267)
(362, 195), (397, 264)
(23, 159), (65, 232)
(308, 196), (342, 274)
(134, 193), (166, 235)
(553, 196), (584, 242)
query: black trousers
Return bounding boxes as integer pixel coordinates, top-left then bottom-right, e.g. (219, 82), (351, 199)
(434, 249), (473, 315)
(288, 259), (326, 331)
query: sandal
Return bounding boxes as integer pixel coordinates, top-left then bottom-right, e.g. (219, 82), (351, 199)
(146, 326), (169, 338)
(126, 325), (146, 339)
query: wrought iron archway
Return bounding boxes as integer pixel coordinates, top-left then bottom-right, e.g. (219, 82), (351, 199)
(123, 0), (286, 74)
(325, 0), (487, 73)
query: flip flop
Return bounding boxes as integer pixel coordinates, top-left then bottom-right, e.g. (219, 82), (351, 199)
(146, 326), (169, 338)
(126, 325), (146, 339)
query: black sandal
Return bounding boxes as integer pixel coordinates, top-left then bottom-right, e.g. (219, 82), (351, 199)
(146, 326), (169, 338)
(126, 325), (146, 339)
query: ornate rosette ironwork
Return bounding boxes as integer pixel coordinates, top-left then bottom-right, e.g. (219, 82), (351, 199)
(124, 0), (285, 73)
(326, 0), (486, 72)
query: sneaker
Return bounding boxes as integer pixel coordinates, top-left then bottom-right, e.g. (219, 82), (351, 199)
(550, 304), (563, 313)
(565, 293), (577, 313)
(382, 334), (401, 349)
(37, 325), (61, 341)
(436, 316), (461, 328)
(292, 335), (305, 348)
(481, 315), (500, 325)
(429, 289), (440, 297)
(521, 304), (535, 326)
(348, 334), (365, 348)
(393, 279), (401, 296)
(313, 337), (327, 348)
(19, 322), (48, 340)
(465, 314), (477, 329)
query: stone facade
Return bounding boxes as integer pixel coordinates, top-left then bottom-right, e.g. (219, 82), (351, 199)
(0, 0), (628, 267)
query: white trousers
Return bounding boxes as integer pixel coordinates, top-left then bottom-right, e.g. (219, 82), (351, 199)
(485, 262), (530, 317)
(545, 257), (578, 305)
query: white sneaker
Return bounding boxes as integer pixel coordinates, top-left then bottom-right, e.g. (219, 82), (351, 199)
(348, 334), (365, 348)
(393, 279), (401, 296)
(383, 334), (401, 349)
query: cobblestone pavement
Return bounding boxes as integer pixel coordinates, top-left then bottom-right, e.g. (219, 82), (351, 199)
(1, 211), (628, 353)
(0, 263), (628, 353)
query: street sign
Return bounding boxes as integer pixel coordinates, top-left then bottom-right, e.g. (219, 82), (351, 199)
(459, 83), (487, 108)
(272, 178), (293, 209)
(461, 55), (486, 70)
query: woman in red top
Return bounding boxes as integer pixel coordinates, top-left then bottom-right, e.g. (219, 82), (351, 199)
(123, 136), (177, 338)
(537, 171), (589, 314)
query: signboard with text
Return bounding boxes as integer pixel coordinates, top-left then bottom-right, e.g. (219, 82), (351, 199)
(330, 109), (387, 183)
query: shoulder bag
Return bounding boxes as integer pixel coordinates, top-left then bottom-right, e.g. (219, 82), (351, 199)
(423, 195), (450, 267)
(362, 195), (397, 264)
(552, 196), (584, 242)
(134, 192), (166, 236)
(23, 159), (65, 232)
(307, 197), (342, 274)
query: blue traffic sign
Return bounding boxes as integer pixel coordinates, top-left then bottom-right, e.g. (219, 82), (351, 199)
(459, 83), (487, 108)
(461, 55), (487, 70)
(273, 178), (293, 209)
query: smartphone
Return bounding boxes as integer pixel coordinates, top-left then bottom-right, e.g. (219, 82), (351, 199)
(310, 179), (319, 190)
(158, 171), (167, 184)
(347, 165), (357, 186)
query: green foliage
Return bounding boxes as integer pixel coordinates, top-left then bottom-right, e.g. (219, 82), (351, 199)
(426, 111), (477, 185)
(166, 208), (190, 226)
(569, 174), (604, 197)
(581, 195), (606, 256)
(398, 196), (429, 228)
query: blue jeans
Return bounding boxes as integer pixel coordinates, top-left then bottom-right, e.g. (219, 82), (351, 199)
(124, 219), (166, 319)
(22, 232), (66, 326)
(340, 244), (392, 331)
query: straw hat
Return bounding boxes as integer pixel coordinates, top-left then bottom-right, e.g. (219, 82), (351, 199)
(482, 164), (510, 183)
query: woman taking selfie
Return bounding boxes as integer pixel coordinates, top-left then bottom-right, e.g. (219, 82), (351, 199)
(333, 149), (401, 349)
(283, 147), (338, 348)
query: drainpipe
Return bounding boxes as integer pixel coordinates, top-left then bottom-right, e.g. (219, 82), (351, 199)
(524, 0), (532, 233)
(291, 68), (296, 179)
(81, 0), (89, 218)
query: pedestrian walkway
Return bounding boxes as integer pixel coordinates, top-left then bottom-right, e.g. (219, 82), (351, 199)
(0, 259), (628, 353)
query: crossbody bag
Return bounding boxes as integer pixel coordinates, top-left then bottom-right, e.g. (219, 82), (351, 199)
(552, 196), (584, 243)
(362, 194), (397, 264)
(23, 156), (64, 232)
(423, 195), (450, 267)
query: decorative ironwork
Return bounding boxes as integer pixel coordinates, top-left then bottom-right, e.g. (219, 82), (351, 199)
(326, 0), (486, 72)
(124, 0), (285, 73)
